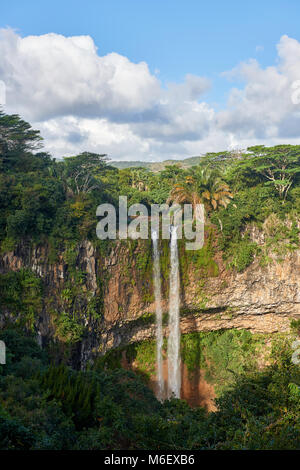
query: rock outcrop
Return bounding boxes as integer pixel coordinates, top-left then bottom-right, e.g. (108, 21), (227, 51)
(0, 238), (299, 368)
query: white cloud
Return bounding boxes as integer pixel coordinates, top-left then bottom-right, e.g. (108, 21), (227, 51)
(37, 116), (151, 160)
(255, 45), (264, 53)
(1, 29), (300, 161)
(0, 28), (161, 121)
(218, 35), (300, 141)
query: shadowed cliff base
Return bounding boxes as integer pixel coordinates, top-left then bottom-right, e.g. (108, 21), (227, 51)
(100, 310), (299, 358)
(120, 351), (216, 409)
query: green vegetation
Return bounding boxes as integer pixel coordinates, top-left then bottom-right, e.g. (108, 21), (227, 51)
(97, 329), (297, 400)
(98, 329), (277, 397)
(181, 329), (265, 395)
(0, 269), (42, 330)
(0, 111), (299, 272)
(0, 111), (300, 450)
(97, 339), (158, 380)
(1, 328), (300, 449)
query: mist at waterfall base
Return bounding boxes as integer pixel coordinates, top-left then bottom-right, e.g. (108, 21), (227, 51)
(151, 227), (181, 401)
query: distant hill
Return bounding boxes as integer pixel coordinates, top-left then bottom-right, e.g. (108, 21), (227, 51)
(111, 155), (203, 172)
(110, 160), (151, 169)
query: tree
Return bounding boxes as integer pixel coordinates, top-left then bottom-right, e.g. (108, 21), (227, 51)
(159, 164), (183, 186)
(130, 168), (152, 191)
(0, 111), (43, 172)
(60, 152), (108, 195)
(244, 145), (300, 201)
(168, 166), (233, 218)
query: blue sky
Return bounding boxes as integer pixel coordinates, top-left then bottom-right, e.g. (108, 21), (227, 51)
(1, 1), (300, 160)
(2, 1), (300, 94)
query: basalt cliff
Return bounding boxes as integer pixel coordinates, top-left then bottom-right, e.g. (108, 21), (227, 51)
(0, 234), (299, 369)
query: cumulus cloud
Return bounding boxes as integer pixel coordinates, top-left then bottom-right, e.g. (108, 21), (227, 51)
(0, 28), (300, 160)
(37, 116), (151, 160)
(0, 28), (161, 121)
(218, 35), (300, 140)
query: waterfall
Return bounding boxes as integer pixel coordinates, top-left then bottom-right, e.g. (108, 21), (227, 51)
(152, 230), (164, 400)
(167, 225), (181, 398)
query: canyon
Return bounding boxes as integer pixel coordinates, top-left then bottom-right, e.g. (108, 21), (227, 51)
(0, 234), (299, 405)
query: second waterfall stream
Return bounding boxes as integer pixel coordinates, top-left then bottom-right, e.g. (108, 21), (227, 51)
(167, 225), (181, 398)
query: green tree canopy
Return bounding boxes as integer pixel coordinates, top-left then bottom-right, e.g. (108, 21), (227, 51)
(241, 145), (300, 200)
(0, 111), (46, 172)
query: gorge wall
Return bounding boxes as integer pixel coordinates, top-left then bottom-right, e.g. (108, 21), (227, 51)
(1, 231), (299, 407)
(0, 236), (299, 365)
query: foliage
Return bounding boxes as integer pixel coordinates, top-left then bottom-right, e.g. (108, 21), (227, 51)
(243, 145), (300, 200)
(58, 152), (109, 195)
(168, 167), (233, 216)
(0, 269), (42, 329)
(1, 328), (300, 450)
(54, 312), (85, 344)
(0, 111), (300, 450)
(0, 110), (299, 275)
(181, 329), (264, 395)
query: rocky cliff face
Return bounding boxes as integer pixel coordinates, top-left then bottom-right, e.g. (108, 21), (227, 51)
(0, 236), (299, 369)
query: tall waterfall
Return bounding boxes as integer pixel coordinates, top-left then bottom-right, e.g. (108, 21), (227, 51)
(167, 225), (181, 398)
(152, 230), (164, 400)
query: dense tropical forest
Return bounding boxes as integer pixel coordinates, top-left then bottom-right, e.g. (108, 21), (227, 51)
(0, 110), (300, 450)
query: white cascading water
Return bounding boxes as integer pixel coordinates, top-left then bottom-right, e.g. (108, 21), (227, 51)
(152, 230), (164, 401)
(167, 225), (181, 398)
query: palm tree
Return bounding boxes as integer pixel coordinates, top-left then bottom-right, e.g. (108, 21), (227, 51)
(199, 168), (233, 212)
(168, 167), (233, 221)
(131, 168), (152, 192)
